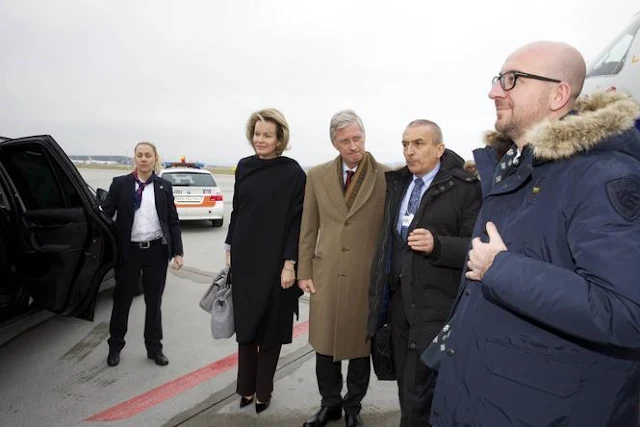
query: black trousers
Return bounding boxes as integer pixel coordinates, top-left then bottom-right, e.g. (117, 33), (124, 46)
(316, 352), (370, 416)
(236, 343), (282, 402)
(108, 240), (169, 354)
(391, 288), (437, 427)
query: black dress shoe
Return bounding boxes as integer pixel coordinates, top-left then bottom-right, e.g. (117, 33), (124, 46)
(303, 406), (342, 427)
(345, 413), (363, 427)
(147, 352), (169, 366)
(239, 396), (254, 408)
(255, 401), (270, 413)
(107, 352), (120, 367)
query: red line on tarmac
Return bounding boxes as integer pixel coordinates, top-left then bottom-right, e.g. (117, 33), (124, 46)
(85, 320), (310, 422)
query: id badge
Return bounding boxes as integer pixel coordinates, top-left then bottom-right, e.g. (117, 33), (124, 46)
(402, 214), (414, 228)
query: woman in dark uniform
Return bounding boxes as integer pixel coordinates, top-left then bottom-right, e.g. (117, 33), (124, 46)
(102, 141), (184, 367)
(225, 108), (306, 413)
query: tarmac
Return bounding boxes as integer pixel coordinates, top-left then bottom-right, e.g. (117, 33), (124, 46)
(162, 266), (402, 427)
(0, 167), (402, 427)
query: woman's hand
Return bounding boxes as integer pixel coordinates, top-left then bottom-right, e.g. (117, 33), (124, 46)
(225, 250), (231, 266)
(281, 261), (296, 289)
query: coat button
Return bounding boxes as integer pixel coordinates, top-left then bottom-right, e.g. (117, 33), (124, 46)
(448, 181), (453, 186)
(411, 303), (416, 308)
(440, 186), (445, 191)
(464, 290), (470, 296)
(446, 348), (455, 356)
(341, 247), (349, 252)
(433, 408), (440, 417)
(410, 342), (416, 349)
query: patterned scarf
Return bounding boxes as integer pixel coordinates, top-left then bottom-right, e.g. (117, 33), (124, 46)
(133, 171), (155, 210)
(493, 144), (529, 185)
(339, 153), (370, 210)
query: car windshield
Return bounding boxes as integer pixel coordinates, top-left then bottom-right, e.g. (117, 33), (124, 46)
(586, 14), (640, 77)
(162, 172), (216, 187)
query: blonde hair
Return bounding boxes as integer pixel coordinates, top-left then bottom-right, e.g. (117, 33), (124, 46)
(134, 141), (163, 173)
(245, 108), (290, 156)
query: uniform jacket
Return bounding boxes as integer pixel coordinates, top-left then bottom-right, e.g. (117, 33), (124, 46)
(430, 92), (640, 426)
(102, 173), (183, 261)
(368, 150), (482, 350)
(298, 153), (387, 361)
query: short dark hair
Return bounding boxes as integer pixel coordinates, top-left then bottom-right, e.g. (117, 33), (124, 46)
(406, 119), (443, 145)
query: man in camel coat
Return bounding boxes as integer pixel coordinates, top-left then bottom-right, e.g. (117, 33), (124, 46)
(297, 109), (387, 427)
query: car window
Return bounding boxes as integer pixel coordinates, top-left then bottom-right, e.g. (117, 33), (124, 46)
(0, 144), (82, 210)
(587, 14), (640, 77)
(162, 172), (216, 187)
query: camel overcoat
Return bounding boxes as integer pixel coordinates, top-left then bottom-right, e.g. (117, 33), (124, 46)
(298, 153), (387, 361)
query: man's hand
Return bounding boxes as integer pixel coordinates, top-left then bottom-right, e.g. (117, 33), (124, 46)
(172, 255), (184, 271)
(408, 228), (435, 254)
(298, 279), (316, 294)
(466, 222), (507, 281)
(225, 250), (231, 266)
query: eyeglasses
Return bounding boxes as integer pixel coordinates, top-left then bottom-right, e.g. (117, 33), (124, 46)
(492, 70), (561, 91)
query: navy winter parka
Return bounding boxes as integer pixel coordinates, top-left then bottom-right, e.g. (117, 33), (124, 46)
(429, 92), (640, 427)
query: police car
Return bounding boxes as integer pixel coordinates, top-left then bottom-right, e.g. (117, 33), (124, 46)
(158, 158), (224, 227)
(582, 10), (640, 131)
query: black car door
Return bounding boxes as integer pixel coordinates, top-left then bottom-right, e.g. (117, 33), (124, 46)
(0, 135), (118, 320)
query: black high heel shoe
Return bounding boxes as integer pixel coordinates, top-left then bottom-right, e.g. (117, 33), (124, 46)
(239, 396), (254, 408)
(255, 401), (270, 413)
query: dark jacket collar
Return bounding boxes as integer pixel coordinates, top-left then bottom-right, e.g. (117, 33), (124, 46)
(386, 149), (474, 184)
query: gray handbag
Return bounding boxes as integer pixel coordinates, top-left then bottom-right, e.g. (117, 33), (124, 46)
(199, 266), (229, 312)
(209, 268), (235, 339)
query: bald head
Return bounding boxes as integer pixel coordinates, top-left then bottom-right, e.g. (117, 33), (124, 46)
(508, 41), (586, 100)
(490, 41), (587, 146)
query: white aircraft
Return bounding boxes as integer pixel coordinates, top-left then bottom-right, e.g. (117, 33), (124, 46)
(582, 10), (640, 130)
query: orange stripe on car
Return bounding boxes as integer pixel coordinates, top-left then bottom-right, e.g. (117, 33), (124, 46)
(174, 195), (222, 208)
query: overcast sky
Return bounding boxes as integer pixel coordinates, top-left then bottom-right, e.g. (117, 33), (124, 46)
(1, 1), (638, 166)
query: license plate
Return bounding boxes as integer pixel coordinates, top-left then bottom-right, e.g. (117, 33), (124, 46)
(175, 196), (201, 203)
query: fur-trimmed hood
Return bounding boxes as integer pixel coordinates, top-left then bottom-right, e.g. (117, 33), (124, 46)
(484, 91), (640, 161)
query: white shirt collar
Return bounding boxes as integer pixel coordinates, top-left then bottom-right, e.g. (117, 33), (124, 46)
(414, 161), (441, 184)
(342, 162), (358, 174)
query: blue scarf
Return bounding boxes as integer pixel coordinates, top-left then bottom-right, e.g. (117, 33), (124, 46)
(133, 172), (155, 210)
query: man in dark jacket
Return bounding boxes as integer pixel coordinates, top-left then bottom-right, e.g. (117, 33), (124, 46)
(427, 41), (640, 427)
(368, 119), (481, 426)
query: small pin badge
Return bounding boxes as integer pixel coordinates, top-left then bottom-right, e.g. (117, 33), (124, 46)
(530, 177), (546, 201)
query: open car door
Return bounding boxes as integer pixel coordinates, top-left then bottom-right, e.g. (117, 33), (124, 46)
(0, 135), (118, 320)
